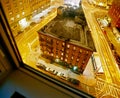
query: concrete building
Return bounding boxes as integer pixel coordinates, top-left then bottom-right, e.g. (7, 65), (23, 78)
(1, 0), (51, 36)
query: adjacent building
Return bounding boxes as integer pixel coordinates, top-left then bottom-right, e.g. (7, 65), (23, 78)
(88, 0), (113, 7)
(108, 0), (120, 28)
(1, 0), (51, 36)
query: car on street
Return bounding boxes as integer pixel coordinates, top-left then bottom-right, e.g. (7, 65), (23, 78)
(36, 62), (46, 70)
(67, 77), (80, 85)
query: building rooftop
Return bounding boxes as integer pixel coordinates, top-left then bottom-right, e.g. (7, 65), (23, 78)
(40, 6), (96, 51)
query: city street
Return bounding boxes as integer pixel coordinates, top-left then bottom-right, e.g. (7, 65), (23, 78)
(1, 0), (120, 97)
(82, 1), (120, 97)
(15, 9), (57, 64)
(104, 27), (120, 56)
(14, 6), (97, 95)
(82, 0), (120, 85)
(13, 1), (120, 97)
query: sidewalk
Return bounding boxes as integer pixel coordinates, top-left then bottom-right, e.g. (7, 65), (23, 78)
(36, 58), (96, 87)
(82, 0), (120, 84)
(104, 27), (120, 56)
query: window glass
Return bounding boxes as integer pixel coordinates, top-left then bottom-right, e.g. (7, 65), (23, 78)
(1, 0), (98, 97)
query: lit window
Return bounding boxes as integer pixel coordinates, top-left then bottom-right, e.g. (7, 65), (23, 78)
(34, 10), (37, 13)
(10, 17), (14, 21)
(62, 42), (65, 46)
(51, 53), (53, 56)
(80, 49), (82, 53)
(65, 59), (67, 62)
(71, 56), (73, 59)
(9, 12), (12, 15)
(61, 53), (63, 56)
(67, 44), (70, 48)
(66, 54), (68, 57)
(22, 12), (25, 15)
(86, 51), (88, 54)
(61, 57), (63, 60)
(16, 14), (20, 18)
(66, 50), (69, 53)
(57, 41), (59, 44)
(73, 46), (76, 50)
(20, 2), (22, 5)
(47, 52), (49, 54)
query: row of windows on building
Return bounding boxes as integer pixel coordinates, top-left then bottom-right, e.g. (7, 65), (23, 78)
(38, 32), (93, 72)
(1, 0), (51, 24)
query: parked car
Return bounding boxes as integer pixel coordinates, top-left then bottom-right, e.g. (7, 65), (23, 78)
(57, 72), (62, 76)
(46, 67), (51, 71)
(67, 77), (80, 85)
(36, 63), (46, 70)
(45, 67), (55, 74)
(52, 70), (58, 75)
(57, 72), (61, 76)
(60, 73), (67, 80)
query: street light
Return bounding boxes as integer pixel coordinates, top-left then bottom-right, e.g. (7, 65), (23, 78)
(117, 37), (120, 42)
(73, 66), (78, 71)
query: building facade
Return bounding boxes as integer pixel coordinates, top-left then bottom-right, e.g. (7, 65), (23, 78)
(88, 0), (113, 7)
(108, 0), (120, 28)
(38, 31), (93, 73)
(1, 0), (51, 36)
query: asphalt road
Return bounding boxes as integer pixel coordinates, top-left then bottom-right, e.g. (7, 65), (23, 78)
(82, 0), (120, 85)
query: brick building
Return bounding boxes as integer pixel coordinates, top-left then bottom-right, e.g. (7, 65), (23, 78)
(108, 0), (120, 28)
(38, 31), (93, 73)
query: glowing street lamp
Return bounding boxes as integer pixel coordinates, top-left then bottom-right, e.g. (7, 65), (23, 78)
(73, 66), (78, 71)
